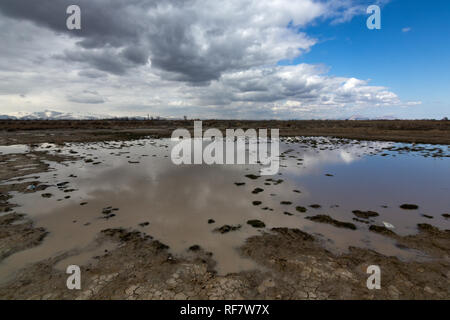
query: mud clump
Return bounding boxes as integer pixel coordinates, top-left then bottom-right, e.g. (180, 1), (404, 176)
(442, 214), (450, 219)
(369, 225), (396, 236)
(296, 206), (307, 213)
(0, 213), (48, 261)
(245, 174), (260, 180)
(234, 182), (245, 186)
(101, 228), (156, 245)
(188, 245), (201, 251)
(309, 204), (321, 209)
(214, 225), (241, 234)
(138, 222), (149, 227)
(41, 193), (53, 198)
(270, 227), (315, 241)
(252, 188), (264, 194)
(252, 201), (262, 206)
(352, 210), (379, 219)
(247, 220), (266, 228)
(306, 215), (357, 230)
(280, 201), (292, 205)
(207, 219), (215, 224)
(400, 204), (419, 210)
(417, 223), (440, 233)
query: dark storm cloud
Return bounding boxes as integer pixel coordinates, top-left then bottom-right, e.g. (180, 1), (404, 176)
(0, 0), (318, 82)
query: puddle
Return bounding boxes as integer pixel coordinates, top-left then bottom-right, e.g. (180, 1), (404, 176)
(0, 145), (30, 155)
(0, 138), (449, 282)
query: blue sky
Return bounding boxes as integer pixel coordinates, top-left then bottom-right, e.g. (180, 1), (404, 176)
(281, 0), (450, 119)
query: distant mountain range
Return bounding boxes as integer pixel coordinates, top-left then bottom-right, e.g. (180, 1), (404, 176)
(0, 110), (162, 120)
(0, 110), (432, 121)
(346, 115), (397, 121)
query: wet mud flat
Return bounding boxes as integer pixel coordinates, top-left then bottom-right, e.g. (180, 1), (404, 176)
(0, 137), (449, 300)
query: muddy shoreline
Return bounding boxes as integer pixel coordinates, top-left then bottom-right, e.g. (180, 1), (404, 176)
(0, 134), (449, 300)
(1, 120), (450, 145)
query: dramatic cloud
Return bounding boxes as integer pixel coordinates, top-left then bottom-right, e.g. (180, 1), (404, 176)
(0, 0), (416, 119)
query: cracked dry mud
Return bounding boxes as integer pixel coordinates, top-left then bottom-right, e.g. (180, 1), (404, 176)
(0, 140), (449, 300)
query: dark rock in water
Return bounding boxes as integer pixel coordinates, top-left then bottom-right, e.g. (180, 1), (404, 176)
(189, 245), (201, 251)
(442, 214), (450, 219)
(271, 227), (314, 241)
(417, 223), (439, 233)
(252, 188), (264, 194)
(306, 215), (357, 230)
(80, 202), (88, 206)
(208, 219), (215, 224)
(309, 204), (321, 209)
(214, 224), (241, 234)
(252, 201), (262, 206)
(353, 218), (369, 224)
(36, 184), (51, 191)
(325, 174), (334, 177)
(352, 210), (379, 219)
(84, 159), (93, 163)
(41, 193), (53, 198)
(139, 222), (150, 227)
(369, 225), (395, 236)
(234, 182), (246, 186)
(400, 204), (419, 210)
(296, 206), (307, 213)
(245, 174), (260, 180)
(102, 213), (116, 220)
(57, 182), (69, 187)
(154, 241), (170, 250)
(273, 179), (284, 185)
(265, 178), (284, 185)
(247, 220), (266, 228)
(283, 212), (293, 216)
(293, 190), (301, 193)
(102, 208), (112, 214)
(421, 214), (434, 219)
(64, 196), (71, 199)
(280, 201), (292, 205)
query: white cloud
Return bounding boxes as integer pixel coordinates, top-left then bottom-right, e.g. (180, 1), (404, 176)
(0, 0), (415, 119)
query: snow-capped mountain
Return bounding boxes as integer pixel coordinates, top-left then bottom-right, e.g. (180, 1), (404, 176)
(346, 115), (398, 120)
(0, 110), (113, 120)
(347, 115), (370, 121)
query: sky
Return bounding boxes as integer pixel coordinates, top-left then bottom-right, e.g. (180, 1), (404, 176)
(0, 0), (448, 119)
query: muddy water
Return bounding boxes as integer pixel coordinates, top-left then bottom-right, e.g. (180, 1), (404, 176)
(0, 138), (449, 282)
